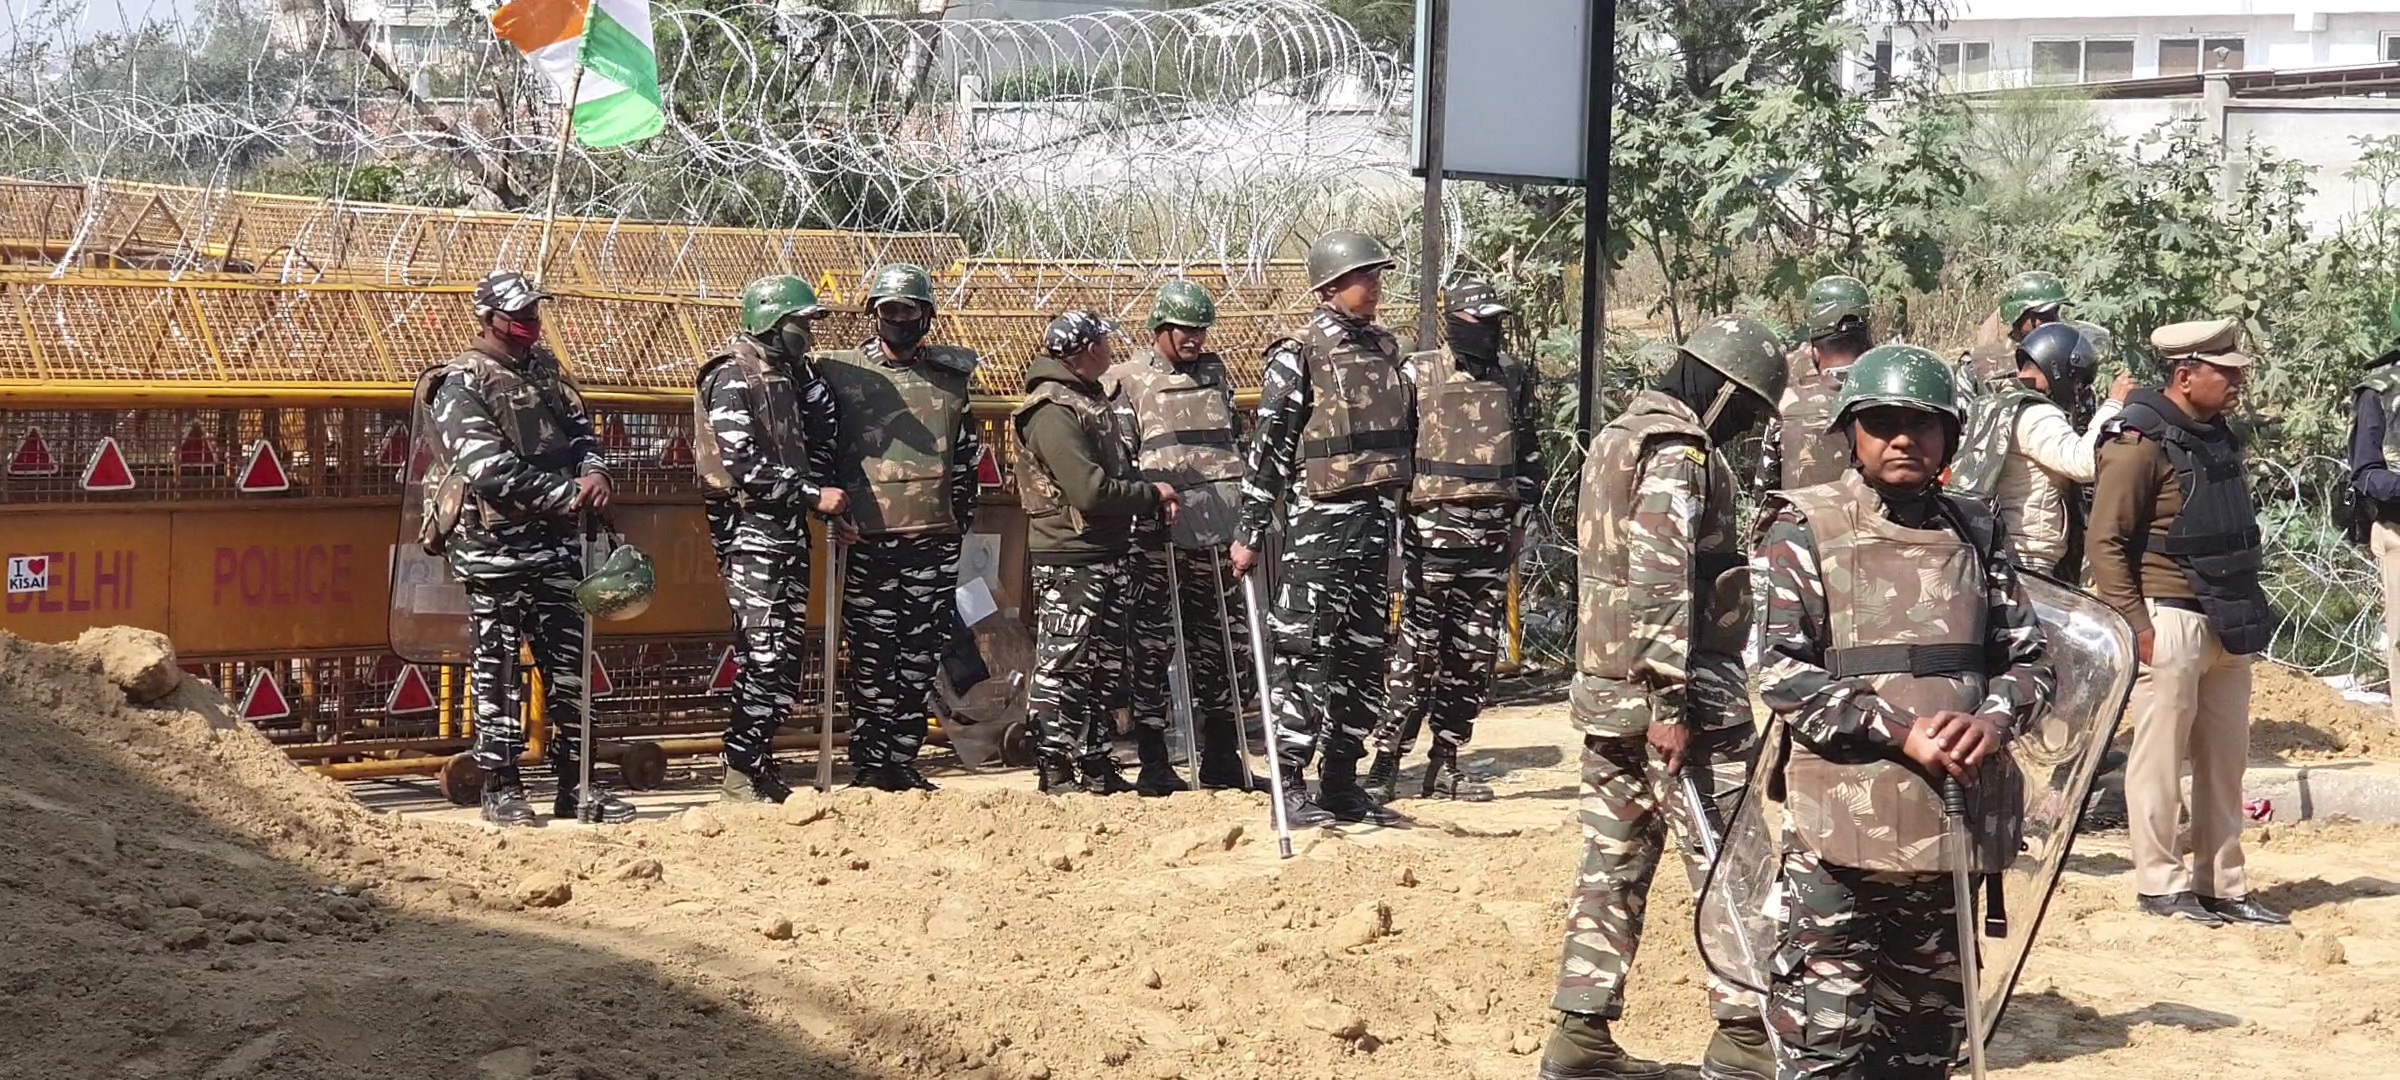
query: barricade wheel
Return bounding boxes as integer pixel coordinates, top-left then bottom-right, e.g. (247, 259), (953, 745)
(437, 754), (487, 806)
(618, 742), (668, 790)
(999, 720), (1031, 767)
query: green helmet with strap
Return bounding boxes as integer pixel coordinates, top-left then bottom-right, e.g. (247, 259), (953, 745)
(1826, 344), (1962, 433)
(1804, 275), (1872, 340)
(1305, 230), (1396, 292)
(1148, 281), (1217, 332)
(1998, 270), (2069, 326)
(576, 543), (656, 622)
(740, 275), (825, 335)
(1681, 315), (1789, 406)
(866, 263), (938, 312)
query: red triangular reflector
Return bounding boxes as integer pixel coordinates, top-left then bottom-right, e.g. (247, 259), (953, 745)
(384, 664), (437, 715)
(176, 423), (216, 470)
(238, 670), (291, 721)
(379, 425), (411, 468)
(603, 415), (630, 451)
(659, 433), (693, 469)
(80, 437), (135, 491)
(589, 653), (616, 697)
(237, 441), (290, 493)
(976, 445), (1002, 488)
(708, 646), (738, 693)
(8, 428), (56, 475)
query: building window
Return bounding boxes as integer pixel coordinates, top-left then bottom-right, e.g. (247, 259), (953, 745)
(2384, 33), (2400, 62)
(1936, 40), (1991, 90)
(2031, 39), (2136, 84)
(2160, 37), (2247, 76)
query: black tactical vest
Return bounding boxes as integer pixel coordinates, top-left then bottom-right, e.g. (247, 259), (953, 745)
(2112, 390), (2276, 655)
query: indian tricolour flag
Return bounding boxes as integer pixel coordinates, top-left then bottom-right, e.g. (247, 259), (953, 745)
(490, 0), (665, 148)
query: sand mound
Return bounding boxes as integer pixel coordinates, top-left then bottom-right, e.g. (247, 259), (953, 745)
(2250, 663), (2397, 761)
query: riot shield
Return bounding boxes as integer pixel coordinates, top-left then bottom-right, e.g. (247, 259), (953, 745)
(934, 612), (1034, 769)
(388, 396), (474, 665)
(1694, 573), (2135, 1042)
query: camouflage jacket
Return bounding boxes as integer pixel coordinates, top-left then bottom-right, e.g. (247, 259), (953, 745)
(1403, 348), (1544, 562)
(698, 337), (842, 557)
(428, 343), (609, 580)
(1236, 306), (1408, 557)
(1755, 482), (2052, 755)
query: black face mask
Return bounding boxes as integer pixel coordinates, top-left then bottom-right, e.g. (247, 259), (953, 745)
(768, 323), (814, 360)
(1446, 315), (1505, 362)
(878, 317), (931, 353)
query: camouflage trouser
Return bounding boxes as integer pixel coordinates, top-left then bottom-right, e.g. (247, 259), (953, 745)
(1767, 849), (1964, 1079)
(1266, 553), (1391, 774)
(1374, 557), (1508, 759)
(1028, 557), (1135, 761)
(1128, 546), (1251, 746)
(716, 546), (809, 771)
(1551, 725), (1759, 1022)
(463, 569), (589, 781)
(842, 534), (959, 770)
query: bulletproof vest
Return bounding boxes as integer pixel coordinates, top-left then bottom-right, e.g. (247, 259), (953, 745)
(1577, 392), (1746, 685)
(1011, 378), (1138, 535)
(1777, 346), (1852, 488)
(1104, 352), (1243, 548)
(1773, 472), (2023, 874)
(2113, 391), (2275, 655)
(1284, 310), (1411, 498)
(1408, 346), (1521, 507)
(1947, 382), (2044, 500)
(692, 338), (808, 498)
(816, 345), (975, 537)
(411, 347), (587, 546)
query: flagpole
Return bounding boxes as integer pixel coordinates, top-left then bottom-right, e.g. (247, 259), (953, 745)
(532, 62), (587, 287)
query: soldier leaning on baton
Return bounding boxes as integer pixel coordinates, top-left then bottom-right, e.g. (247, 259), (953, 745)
(1539, 315), (1788, 1080)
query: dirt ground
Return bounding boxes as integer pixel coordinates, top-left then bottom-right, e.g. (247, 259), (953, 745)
(6, 629), (2400, 1080)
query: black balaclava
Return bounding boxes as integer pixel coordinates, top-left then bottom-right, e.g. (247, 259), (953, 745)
(1657, 352), (1759, 446)
(1446, 313), (1505, 364)
(765, 320), (814, 361)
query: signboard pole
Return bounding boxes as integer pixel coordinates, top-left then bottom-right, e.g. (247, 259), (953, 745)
(1416, 0), (1450, 349)
(1578, 0), (1616, 444)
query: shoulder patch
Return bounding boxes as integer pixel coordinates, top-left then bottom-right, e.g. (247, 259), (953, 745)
(1677, 445), (1708, 466)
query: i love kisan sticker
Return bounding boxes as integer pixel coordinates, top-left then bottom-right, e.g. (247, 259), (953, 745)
(6, 554), (50, 594)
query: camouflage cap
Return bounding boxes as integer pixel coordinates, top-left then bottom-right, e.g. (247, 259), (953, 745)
(1828, 343), (1962, 432)
(1043, 310), (1117, 359)
(1443, 279), (1513, 318)
(473, 270), (550, 318)
(1681, 315), (1789, 406)
(2151, 317), (2253, 369)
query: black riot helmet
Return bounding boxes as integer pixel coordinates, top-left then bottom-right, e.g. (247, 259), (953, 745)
(2016, 323), (2098, 390)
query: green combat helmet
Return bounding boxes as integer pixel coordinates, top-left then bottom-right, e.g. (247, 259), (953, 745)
(1682, 314), (1791, 407)
(740, 275), (826, 335)
(1804, 275), (1872, 340)
(576, 543), (656, 622)
(1305, 230), (1396, 292)
(866, 263), (938, 311)
(1148, 281), (1217, 332)
(1998, 270), (2069, 326)
(1827, 344), (1962, 432)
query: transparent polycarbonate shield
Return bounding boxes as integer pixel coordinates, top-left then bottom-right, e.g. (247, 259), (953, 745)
(1694, 573), (2135, 1041)
(1171, 477), (1241, 550)
(934, 613), (1034, 768)
(388, 397), (475, 664)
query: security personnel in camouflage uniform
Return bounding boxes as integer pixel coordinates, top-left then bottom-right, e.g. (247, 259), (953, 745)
(1018, 311), (1178, 794)
(1755, 344), (2053, 1078)
(423, 270), (636, 827)
(820, 263), (984, 792)
(1539, 315), (1786, 1080)
(695, 276), (845, 804)
(1364, 280), (1543, 804)
(1108, 282), (1267, 794)
(1962, 270), (2070, 390)
(1230, 230), (1411, 828)
(1759, 275), (1874, 490)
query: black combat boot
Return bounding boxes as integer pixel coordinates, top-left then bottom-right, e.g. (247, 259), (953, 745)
(1362, 751), (1402, 804)
(882, 761), (940, 792)
(552, 780), (637, 824)
(1275, 767), (1336, 829)
(722, 757), (793, 805)
(846, 763), (891, 790)
(1537, 1012), (1667, 1080)
(1697, 1019), (1775, 1080)
(1422, 750), (1494, 802)
(480, 773), (538, 828)
(1196, 716), (1269, 791)
(1036, 756), (1081, 795)
(1133, 727), (1188, 797)
(1317, 756), (1407, 826)
(1078, 754), (1139, 796)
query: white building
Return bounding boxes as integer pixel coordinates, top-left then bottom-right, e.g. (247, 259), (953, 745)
(1872, 1), (2400, 91)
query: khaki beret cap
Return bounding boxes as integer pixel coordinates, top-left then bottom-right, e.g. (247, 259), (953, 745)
(2150, 317), (2254, 368)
